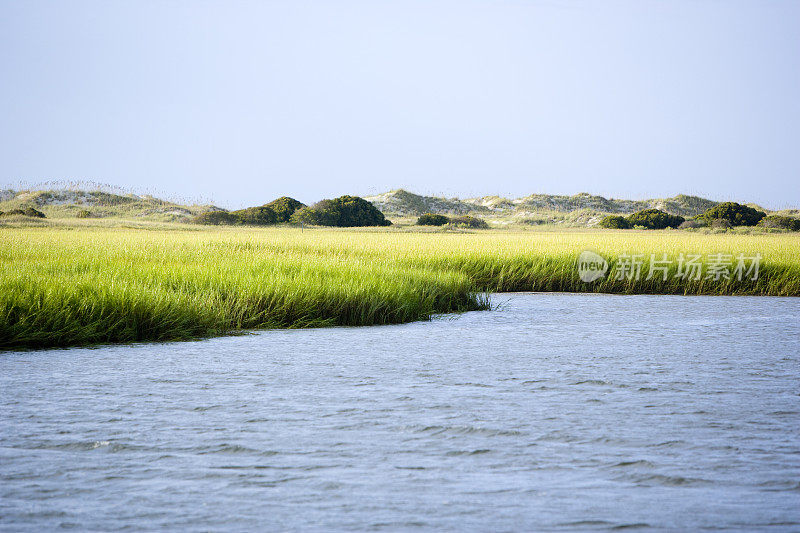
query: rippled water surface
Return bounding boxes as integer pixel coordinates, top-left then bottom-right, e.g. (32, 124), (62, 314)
(2, 294), (799, 531)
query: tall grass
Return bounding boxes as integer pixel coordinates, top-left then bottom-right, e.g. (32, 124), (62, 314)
(1, 226), (798, 349)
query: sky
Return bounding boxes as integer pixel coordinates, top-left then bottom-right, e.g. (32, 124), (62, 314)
(1, 1), (798, 209)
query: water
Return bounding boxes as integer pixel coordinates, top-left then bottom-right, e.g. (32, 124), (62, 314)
(1, 294), (799, 531)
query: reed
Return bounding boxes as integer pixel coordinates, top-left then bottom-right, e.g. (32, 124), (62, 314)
(1, 225), (798, 349)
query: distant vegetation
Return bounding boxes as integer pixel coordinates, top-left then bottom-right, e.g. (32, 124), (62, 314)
(266, 196), (306, 222)
(192, 197), (305, 226)
(192, 211), (240, 225)
(366, 189), (722, 219)
(192, 195), (390, 228)
(596, 202), (792, 231)
(698, 202), (766, 227)
(627, 209), (685, 229)
(415, 213), (489, 229)
(230, 205), (278, 226)
(598, 215), (631, 229)
(2, 188), (797, 231)
(448, 215), (489, 229)
(417, 213), (449, 226)
(0, 207), (46, 218)
(292, 196), (391, 227)
(0, 189), (211, 222)
(599, 209), (683, 230)
(758, 215), (800, 231)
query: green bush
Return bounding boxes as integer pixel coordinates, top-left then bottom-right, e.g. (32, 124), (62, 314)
(0, 207), (46, 218)
(626, 209), (684, 229)
(265, 197), (305, 222)
(231, 205), (278, 225)
(417, 213), (449, 226)
(699, 202), (765, 226)
(598, 215), (631, 229)
(76, 209), (92, 219)
(758, 215), (800, 231)
(192, 211), (239, 225)
(448, 215), (489, 229)
(291, 196), (391, 227)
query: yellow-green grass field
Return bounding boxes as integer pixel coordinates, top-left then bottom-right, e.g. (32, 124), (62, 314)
(1, 223), (799, 349)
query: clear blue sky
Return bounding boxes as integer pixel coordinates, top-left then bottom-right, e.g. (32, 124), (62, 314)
(1, 1), (798, 209)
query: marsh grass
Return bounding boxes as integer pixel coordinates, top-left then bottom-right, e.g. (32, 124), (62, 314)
(1, 225), (798, 349)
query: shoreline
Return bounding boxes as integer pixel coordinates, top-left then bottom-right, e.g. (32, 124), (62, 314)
(2, 225), (799, 350)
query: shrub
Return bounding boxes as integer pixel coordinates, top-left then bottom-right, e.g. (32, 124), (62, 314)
(711, 219), (732, 230)
(291, 196), (391, 227)
(192, 211), (239, 225)
(598, 215), (631, 229)
(266, 197), (306, 223)
(76, 209), (92, 219)
(626, 209), (684, 229)
(0, 208), (46, 218)
(417, 213), (449, 226)
(699, 202), (765, 226)
(678, 219), (706, 229)
(758, 215), (800, 231)
(291, 205), (336, 226)
(231, 205), (278, 225)
(448, 215), (489, 229)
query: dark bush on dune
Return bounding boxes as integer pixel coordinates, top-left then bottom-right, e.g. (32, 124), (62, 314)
(192, 211), (239, 225)
(231, 205), (278, 226)
(0, 207), (46, 218)
(76, 209), (92, 218)
(417, 213), (449, 226)
(698, 202), (765, 227)
(291, 195), (391, 227)
(627, 209), (684, 229)
(448, 215), (489, 229)
(291, 205), (336, 226)
(758, 215), (800, 231)
(598, 215), (631, 229)
(266, 197), (306, 222)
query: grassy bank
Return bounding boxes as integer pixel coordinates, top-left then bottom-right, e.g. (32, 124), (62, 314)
(1, 225), (799, 349)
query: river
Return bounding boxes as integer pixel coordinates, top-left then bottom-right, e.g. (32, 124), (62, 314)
(1, 294), (799, 531)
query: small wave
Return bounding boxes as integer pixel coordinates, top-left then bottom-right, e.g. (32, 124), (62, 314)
(191, 404), (224, 412)
(536, 431), (581, 443)
(409, 425), (524, 437)
(31, 440), (112, 452)
(610, 460), (655, 469)
(756, 480), (800, 492)
(624, 473), (710, 487)
(611, 523), (652, 530)
(572, 380), (612, 386)
(197, 443), (260, 455)
(558, 520), (613, 527)
(445, 449), (492, 456)
(647, 440), (685, 448)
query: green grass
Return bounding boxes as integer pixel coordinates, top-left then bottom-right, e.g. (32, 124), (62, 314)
(1, 224), (799, 349)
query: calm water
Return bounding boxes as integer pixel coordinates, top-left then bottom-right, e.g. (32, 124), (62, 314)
(1, 294), (799, 531)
